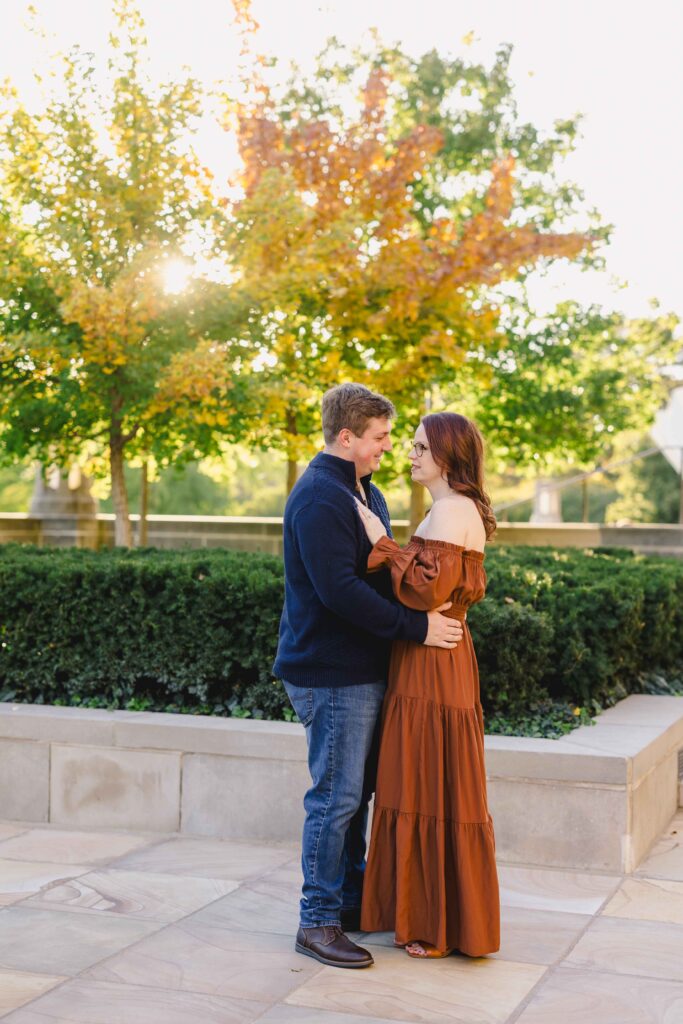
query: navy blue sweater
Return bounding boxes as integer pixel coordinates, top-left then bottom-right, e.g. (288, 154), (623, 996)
(273, 452), (428, 687)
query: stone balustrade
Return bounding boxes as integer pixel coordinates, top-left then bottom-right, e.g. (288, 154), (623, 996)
(1, 512), (683, 556)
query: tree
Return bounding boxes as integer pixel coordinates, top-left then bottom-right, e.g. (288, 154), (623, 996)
(280, 38), (603, 241)
(0, 1), (241, 545)
(224, 52), (593, 503)
(605, 436), (682, 524)
(226, 25), (680, 528)
(466, 303), (681, 473)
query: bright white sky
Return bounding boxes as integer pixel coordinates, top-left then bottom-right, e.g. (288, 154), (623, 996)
(1, 0), (682, 321)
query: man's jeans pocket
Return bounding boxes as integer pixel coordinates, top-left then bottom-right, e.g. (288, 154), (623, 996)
(283, 681), (314, 728)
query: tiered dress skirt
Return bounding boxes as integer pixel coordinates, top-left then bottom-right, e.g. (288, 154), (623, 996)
(360, 535), (500, 956)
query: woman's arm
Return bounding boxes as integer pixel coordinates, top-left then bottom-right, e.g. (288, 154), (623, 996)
(356, 499), (466, 612)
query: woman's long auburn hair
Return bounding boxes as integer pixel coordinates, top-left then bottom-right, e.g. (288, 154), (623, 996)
(422, 412), (497, 540)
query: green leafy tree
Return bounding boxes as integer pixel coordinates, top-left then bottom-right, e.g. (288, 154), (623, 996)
(605, 433), (682, 524)
(468, 303), (681, 473)
(0, 2), (241, 545)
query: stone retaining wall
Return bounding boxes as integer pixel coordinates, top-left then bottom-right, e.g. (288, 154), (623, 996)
(1, 695), (681, 872)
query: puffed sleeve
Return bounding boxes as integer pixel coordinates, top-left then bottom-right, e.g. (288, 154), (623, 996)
(367, 536), (463, 611)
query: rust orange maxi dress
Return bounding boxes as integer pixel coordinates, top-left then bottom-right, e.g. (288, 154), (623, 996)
(360, 534), (500, 956)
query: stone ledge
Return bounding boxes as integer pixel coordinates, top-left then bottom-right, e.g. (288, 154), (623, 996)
(112, 712), (308, 762)
(485, 695), (683, 872)
(0, 704), (307, 762)
(484, 735), (628, 786)
(0, 695), (681, 870)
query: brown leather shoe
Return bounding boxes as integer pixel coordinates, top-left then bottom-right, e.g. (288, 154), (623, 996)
(295, 925), (374, 968)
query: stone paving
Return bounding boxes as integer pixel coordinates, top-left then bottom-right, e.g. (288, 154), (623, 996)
(0, 811), (682, 1023)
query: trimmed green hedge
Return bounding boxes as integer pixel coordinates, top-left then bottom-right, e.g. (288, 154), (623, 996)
(0, 544), (284, 713)
(1, 542), (682, 736)
(479, 545), (683, 708)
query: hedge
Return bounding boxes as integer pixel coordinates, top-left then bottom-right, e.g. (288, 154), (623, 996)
(1, 542), (682, 734)
(480, 545), (683, 707)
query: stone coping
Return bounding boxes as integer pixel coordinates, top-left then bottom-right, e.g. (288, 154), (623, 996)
(487, 696), (683, 787)
(2, 512), (682, 556)
(96, 513), (288, 524)
(3, 512), (680, 532)
(1, 693), (681, 785)
(0, 703), (306, 761)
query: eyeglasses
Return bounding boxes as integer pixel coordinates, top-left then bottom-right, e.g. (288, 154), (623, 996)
(408, 442), (429, 457)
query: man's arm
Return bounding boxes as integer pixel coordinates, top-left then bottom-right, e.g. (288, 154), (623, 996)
(294, 500), (462, 648)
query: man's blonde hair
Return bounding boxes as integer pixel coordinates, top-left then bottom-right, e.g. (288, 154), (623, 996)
(322, 383), (395, 445)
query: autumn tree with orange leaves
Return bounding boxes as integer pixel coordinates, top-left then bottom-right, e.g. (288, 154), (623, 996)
(253, 35), (682, 525)
(223, 20), (594, 513)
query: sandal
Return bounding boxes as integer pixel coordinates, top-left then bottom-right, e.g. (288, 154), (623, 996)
(404, 940), (453, 959)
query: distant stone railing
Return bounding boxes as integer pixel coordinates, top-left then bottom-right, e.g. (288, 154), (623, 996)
(1, 511), (683, 557)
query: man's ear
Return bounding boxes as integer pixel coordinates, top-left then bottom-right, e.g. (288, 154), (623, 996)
(338, 428), (353, 449)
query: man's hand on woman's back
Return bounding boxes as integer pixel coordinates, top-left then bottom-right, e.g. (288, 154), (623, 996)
(424, 602), (464, 649)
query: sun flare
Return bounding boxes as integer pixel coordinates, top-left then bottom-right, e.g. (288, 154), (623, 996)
(162, 259), (192, 295)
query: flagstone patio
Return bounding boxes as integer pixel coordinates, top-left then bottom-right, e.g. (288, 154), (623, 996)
(0, 810), (682, 1024)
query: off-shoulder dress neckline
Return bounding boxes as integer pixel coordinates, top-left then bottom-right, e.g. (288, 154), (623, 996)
(409, 534), (485, 561)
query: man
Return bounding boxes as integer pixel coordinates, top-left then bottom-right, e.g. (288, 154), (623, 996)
(274, 383), (463, 969)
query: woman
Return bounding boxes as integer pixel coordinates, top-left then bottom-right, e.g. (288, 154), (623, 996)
(356, 411), (500, 959)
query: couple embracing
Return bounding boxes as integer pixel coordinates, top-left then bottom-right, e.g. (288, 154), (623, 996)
(273, 383), (500, 967)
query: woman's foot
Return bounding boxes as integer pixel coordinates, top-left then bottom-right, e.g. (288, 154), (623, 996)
(404, 940), (452, 959)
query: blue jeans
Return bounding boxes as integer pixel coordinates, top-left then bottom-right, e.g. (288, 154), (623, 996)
(283, 680), (386, 929)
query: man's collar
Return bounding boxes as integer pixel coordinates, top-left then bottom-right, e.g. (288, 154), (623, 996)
(311, 451), (372, 488)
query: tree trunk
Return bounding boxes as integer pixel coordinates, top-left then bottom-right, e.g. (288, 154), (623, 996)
(582, 478), (589, 523)
(110, 435), (132, 548)
(139, 460), (149, 547)
(286, 458), (298, 496)
(409, 478), (425, 534)
(285, 407), (298, 496)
